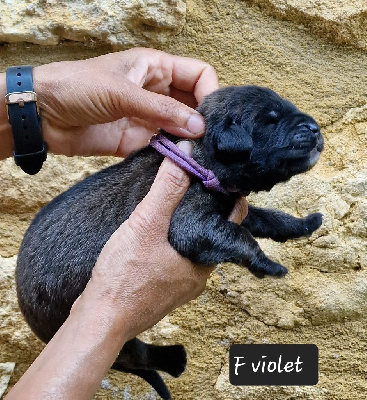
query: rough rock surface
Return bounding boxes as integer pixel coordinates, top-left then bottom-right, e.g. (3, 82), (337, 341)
(0, 0), (186, 47)
(251, 0), (367, 50)
(0, 0), (367, 399)
(2, 1), (367, 50)
(0, 362), (16, 398)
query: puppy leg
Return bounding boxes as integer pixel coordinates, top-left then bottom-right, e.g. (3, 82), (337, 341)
(112, 338), (186, 399)
(169, 214), (287, 276)
(242, 205), (322, 242)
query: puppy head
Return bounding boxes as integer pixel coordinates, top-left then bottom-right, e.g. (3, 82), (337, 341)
(197, 86), (324, 193)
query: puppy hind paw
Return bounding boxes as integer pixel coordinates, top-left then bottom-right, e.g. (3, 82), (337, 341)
(166, 345), (187, 378)
(303, 213), (323, 235)
(151, 344), (187, 378)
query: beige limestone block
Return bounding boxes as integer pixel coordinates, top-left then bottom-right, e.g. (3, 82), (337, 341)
(0, 256), (39, 346)
(251, 0), (367, 49)
(0, 255), (44, 397)
(217, 264), (367, 328)
(0, 0), (186, 47)
(0, 362), (16, 398)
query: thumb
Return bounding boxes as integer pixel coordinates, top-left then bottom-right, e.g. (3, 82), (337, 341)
(128, 141), (193, 237)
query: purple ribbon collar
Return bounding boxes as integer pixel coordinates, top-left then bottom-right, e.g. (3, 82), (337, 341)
(150, 134), (229, 194)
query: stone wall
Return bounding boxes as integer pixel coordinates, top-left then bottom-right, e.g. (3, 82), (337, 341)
(0, 1), (366, 399)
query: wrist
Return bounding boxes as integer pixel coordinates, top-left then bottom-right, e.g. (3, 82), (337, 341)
(5, 66), (47, 174)
(71, 278), (133, 344)
(79, 267), (154, 342)
(0, 72), (14, 160)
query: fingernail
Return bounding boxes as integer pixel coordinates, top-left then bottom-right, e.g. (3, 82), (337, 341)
(177, 141), (193, 156)
(187, 113), (205, 136)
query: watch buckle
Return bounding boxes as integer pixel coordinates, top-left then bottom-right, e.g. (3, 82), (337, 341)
(5, 91), (40, 119)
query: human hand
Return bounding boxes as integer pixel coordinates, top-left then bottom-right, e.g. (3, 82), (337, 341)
(32, 48), (219, 157)
(82, 141), (207, 340)
(79, 141), (247, 341)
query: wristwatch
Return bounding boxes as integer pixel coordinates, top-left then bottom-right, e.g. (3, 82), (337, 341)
(5, 65), (47, 175)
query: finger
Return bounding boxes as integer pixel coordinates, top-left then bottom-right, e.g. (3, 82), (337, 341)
(127, 49), (219, 104)
(168, 86), (199, 109)
(170, 55), (219, 103)
(228, 197), (249, 224)
(117, 80), (206, 138)
(69, 118), (156, 157)
(86, 76), (205, 138)
(128, 141), (193, 235)
(35, 63), (206, 139)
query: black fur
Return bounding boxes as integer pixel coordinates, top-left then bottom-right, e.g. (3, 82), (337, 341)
(16, 86), (324, 398)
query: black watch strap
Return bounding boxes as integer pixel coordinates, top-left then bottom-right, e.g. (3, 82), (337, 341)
(6, 65), (47, 175)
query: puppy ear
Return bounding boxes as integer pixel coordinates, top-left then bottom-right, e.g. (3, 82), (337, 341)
(215, 123), (253, 154)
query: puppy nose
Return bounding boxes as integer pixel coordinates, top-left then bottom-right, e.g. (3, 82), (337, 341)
(300, 121), (320, 137)
(307, 122), (320, 134)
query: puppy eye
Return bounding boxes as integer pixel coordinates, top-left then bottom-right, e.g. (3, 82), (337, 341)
(269, 110), (279, 119)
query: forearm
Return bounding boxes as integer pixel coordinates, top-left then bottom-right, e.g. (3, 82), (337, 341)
(0, 72), (13, 160)
(6, 285), (129, 400)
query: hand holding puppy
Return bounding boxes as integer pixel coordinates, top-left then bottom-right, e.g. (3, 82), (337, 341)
(32, 48), (218, 157)
(0, 48), (218, 160)
(84, 141), (248, 340)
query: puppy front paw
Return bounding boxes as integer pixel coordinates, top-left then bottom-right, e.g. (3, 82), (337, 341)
(303, 213), (323, 236)
(249, 257), (288, 278)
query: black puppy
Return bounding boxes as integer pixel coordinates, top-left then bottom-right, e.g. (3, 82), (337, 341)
(16, 86), (323, 399)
